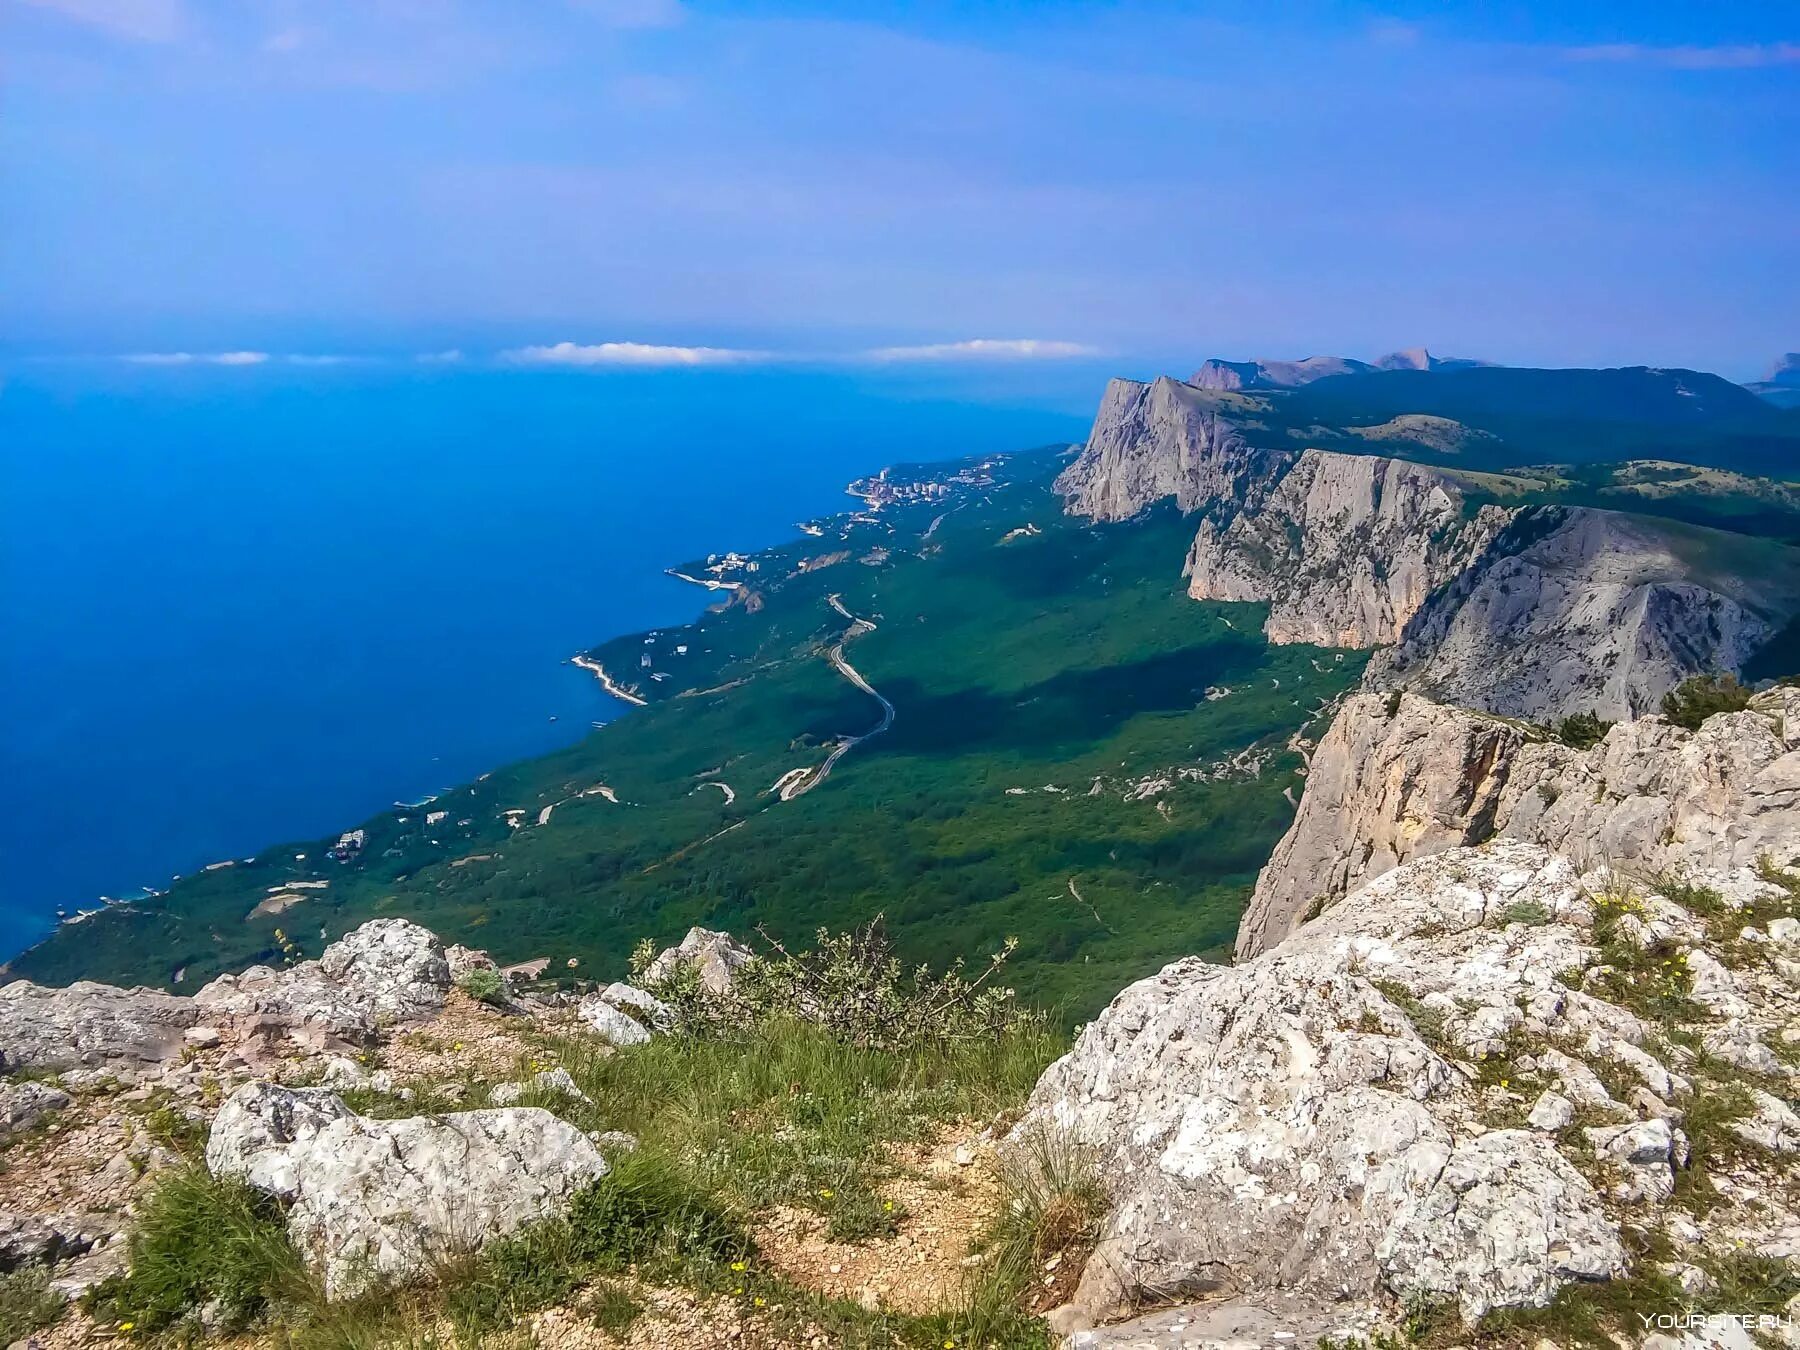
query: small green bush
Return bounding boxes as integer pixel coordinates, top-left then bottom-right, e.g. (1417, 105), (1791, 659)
(0, 1265), (64, 1342)
(1552, 710), (1612, 750)
(454, 967), (507, 1007)
(1661, 674), (1752, 730)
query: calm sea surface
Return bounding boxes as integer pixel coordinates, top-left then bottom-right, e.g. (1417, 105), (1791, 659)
(0, 363), (1093, 959)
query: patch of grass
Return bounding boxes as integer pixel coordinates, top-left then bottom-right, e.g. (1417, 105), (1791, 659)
(1472, 1267), (1687, 1350)
(552, 1011), (1061, 1224)
(586, 1281), (642, 1337)
(139, 1100), (209, 1158)
(1371, 980), (1450, 1050)
(1673, 1077), (1764, 1213)
(966, 1129), (1106, 1323)
(90, 1165), (308, 1338)
(0, 1265), (65, 1342)
(1500, 897), (1551, 926)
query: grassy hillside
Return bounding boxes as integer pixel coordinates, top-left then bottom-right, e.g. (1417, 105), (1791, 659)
(11, 447), (1363, 1019)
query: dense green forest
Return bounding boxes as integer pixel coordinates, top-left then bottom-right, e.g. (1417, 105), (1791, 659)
(12, 449), (1363, 1018)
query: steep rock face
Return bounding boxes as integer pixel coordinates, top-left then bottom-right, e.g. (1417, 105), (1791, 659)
(1017, 846), (1633, 1329)
(1239, 687), (1800, 959)
(1184, 450), (1509, 647)
(1366, 508), (1774, 721)
(1053, 377), (1288, 522)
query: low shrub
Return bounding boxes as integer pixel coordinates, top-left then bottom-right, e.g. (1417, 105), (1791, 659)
(633, 918), (1043, 1052)
(454, 968), (507, 1007)
(1661, 674), (1752, 730)
(1551, 710), (1612, 750)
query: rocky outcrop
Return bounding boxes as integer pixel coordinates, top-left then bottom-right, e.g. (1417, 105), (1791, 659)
(1021, 840), (1800, 1336)
(1053, 377), (1288, 523)
(1184, 450), (1509, 647)
(208, 1081), (609, 1299)
(643, 927), (755, 994)
(1019, 846), (1639, 1330)
(1366, 508), (1776, 721)
(1238, 687), (1800, 959)
(1060, 368), (1792, 720)
(1193, 355), (1372, 391)
(193, 917), (451, 1049)
(0, 980), (198, 1072)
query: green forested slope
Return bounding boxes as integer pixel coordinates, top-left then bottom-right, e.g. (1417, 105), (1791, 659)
(11, 448), (1363, 1018)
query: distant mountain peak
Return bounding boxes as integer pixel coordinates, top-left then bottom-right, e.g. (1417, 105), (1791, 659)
(1193, 348), (1493, 390)
(1765, 353), (1800, 386)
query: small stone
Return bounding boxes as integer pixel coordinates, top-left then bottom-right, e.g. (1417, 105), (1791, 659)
(184, 1026), (223, 1049)
(1526, 1091), (1574, 1132)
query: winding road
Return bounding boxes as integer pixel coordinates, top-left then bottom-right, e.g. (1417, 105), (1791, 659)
(778, 596), (895, 800)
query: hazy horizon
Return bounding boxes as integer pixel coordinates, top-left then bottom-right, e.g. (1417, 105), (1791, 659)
(5, 0), (1795, 380)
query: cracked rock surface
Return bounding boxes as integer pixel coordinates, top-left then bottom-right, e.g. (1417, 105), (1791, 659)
(207, 1081), (608, 1299)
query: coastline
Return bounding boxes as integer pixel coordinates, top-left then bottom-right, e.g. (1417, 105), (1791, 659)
(8, 446), (1068, 981)
(570, 653), (649, 706)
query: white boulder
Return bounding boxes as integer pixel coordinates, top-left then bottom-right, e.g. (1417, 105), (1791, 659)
(207, 1081), (607, 1299)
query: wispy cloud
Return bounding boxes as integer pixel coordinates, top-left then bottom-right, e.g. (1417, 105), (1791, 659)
(17, 0), (182, 43)
(504, 341), (766, 367)
(123, 351), (269, 366)
(1560, 41), (1800, 70)
(415, 349), (465, 364)
(862, 338), (1099, 362)
(285, 353), (358, 366)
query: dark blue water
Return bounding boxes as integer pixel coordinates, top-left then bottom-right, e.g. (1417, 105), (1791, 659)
(0, 364), (1092, 959)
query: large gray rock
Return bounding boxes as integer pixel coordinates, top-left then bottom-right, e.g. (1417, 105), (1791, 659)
(1185, 449), (1508, 648)
(1239, 687), (1800, 958)
(194, 918), (451, 1045)
(1016, 844), (1631, 1329)
(208, 1082), (608, 1299)
(643, 927), (754, 995)
(0, 980), (198, 1072)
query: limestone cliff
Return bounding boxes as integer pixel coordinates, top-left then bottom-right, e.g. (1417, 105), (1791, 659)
(1183, 449), (1510, 647)
(1237, 686), (1800, 960)
(1060, 369), (1790, 720)
(1052, 375), (1288, 522)
(1366, 507), (1776, 721)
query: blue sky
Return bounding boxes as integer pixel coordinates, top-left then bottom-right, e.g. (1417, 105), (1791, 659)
(5, 0), (1796, 378)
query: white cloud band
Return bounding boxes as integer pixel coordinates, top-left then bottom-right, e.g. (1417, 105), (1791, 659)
(863, 338), (1098, 362)
(504, 341), (765, 367)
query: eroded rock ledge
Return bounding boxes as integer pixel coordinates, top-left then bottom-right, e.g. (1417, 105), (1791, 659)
(1018, 842), (1800, 1339)
(1240, 686), (1800, 960)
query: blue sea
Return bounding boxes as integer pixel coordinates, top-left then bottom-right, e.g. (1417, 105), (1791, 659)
(0, 362), (1096, 960)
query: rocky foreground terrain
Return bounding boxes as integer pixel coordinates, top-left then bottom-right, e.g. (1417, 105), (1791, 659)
(7, 686), (1800, 1348)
